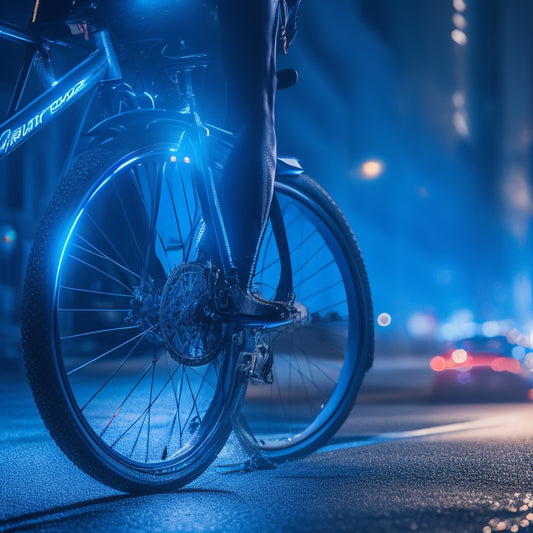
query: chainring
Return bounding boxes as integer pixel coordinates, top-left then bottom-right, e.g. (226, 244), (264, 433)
(159, 263), (226, 366)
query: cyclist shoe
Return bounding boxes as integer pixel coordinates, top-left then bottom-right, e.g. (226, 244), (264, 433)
(226, 284), (292, 324)
(192, 235), (293, 323)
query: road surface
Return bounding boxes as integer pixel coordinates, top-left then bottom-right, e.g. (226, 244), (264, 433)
(1, 358), (533, 533)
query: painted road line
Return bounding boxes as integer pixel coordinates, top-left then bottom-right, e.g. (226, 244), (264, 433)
(318, 414), (522, 453)
(216, 413), (524, 473)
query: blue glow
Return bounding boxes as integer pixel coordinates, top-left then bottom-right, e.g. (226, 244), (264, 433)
(56, 208), (85, 286)
(273, 2), (521, 351)
(1, 226), (16, 248)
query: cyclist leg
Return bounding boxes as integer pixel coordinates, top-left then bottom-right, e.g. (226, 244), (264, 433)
(217, 0), (279, 291)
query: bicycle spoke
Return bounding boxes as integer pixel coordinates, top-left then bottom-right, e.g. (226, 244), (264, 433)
(311, 299), (348, 316)
(293, 258), (336, 291)
(129, 164), (174, 273)
(59, 307), (131, 312)
(254, 222), (321, 280)
(113, 179), (147, 269)
(85, 212), (131, 272)
(131, 168), (151, 222)
(177, 369), (185, 448)
(181, 361), (220, 437)
(254, 253), (280, 277)
(281, 208), (305, 232)
(60, 285), (132, 298)
(80, 333), (148, 411)
(66, 327), (150, 374)
(181, 368), (204, 431)
(156, 230), (173, 273)
(257, 280), (277, 293)
(180, 169), (195, 229)
(110, 363), (182, 450)
(293, 352), (317, 422)
(146, 160), (164, 260)
(286, 355), (338, 393)
(165, 359), (184, 452)
(104, 348), (166, 443)
(289, 227), (320, 257)
(61, 324), (141, 342)
(291, 242), (327, 276)
(105, 353), (218, 458)
(99, 358), (156, 440)
(273, 358), (292, 433)
(303, 279), (344, 302)
(129, 412), (148, 460)
(67, 253), (134, 295)
(72, 237), (143, 282)
(146, 357), (157, 462)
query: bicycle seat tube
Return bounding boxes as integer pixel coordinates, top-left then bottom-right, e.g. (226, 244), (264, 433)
(93, 29), (121, 81)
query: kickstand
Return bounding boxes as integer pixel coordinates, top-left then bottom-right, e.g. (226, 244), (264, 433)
(243, 454), (277, 472)
(215, 454), (277, 474)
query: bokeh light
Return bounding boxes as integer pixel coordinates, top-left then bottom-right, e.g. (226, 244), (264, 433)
(377, 312), (391, 327)
(359, 159), (384, 180)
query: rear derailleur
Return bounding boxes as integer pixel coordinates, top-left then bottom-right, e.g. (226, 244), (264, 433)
(236, 330), (274, 384)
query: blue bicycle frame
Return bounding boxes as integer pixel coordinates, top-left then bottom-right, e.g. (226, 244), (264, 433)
(0, 21), (116, 161)
(0, 19), (240, 276)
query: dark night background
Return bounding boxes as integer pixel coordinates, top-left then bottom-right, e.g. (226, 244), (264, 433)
(2, 0), (533, 364)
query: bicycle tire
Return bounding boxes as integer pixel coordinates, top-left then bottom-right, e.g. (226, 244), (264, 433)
(233, 173), (374, 463)
(22, 118), (243, 493)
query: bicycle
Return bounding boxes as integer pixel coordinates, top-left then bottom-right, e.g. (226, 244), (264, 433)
(1, 4), (374, 493)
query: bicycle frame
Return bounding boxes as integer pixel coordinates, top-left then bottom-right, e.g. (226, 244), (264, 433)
(0, 17), (303, 293)
(0, 21), (114, 161)
(0, 18), (239, 276)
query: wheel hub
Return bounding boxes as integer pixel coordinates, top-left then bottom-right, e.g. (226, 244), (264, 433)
(125, 278), (162, 340)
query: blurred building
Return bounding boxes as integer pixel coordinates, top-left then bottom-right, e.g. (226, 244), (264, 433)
(276, 0), (533, 349)
(0, 2), (59, 358)
(353, 0), (533, 338)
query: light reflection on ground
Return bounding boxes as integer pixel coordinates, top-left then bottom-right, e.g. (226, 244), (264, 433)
(483, 493), (533, 532)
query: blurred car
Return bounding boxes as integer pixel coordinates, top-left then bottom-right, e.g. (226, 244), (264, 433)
(429, 336), (533, 402)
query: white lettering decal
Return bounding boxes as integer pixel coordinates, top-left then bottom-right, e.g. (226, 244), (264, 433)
(0, 79), (86, 155)
(0, 130), (11, 153)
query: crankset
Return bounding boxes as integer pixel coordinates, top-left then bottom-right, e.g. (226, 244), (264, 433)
(159, 263), (227, 366)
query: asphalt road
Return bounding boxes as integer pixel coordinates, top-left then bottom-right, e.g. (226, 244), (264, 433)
(1, 359), (533, 533)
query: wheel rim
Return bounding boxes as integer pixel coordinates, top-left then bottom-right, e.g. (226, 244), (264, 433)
(239, 181), (366, 455)
(51, 140), (232, 473)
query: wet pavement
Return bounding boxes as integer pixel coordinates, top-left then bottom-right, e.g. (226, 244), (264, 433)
(2, 360), (533, 532)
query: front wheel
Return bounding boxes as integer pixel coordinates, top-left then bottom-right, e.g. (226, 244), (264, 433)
(234, 174), (374, 463)
(22, 122), (242, 493)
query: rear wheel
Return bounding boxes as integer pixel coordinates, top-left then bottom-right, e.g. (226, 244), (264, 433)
(22, 122), (242, 493)
(234, 174), (374, 463)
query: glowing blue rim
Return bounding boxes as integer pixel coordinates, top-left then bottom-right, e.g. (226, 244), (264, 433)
(53, 150), (165, 312)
